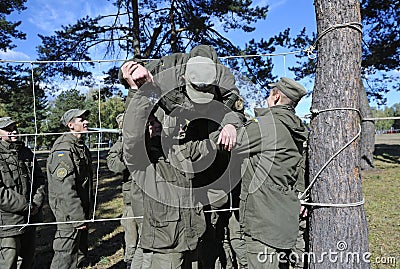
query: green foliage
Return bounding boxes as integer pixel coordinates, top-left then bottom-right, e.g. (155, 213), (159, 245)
(36, 0), (268, 63)
(371, 103), (400, 131)
(35, 0), (286, 104)
(99, 96), (125, 130)
(0, 0), (27, 51)
(287, 0), (399, 105)
(43, 89), (87, 147)
(4, 84), (47, 134)
(0, 65), (47, 138)
(44, 89), (124, 147)
(361, 0), (399, 71)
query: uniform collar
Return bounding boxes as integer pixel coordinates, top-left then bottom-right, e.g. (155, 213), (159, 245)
(254, 105), (295, 117)
(65, 132), (85, 144)
(0, 140), (23, 151)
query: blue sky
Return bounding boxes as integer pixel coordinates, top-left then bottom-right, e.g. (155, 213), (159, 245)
(2, 0), (399, 116)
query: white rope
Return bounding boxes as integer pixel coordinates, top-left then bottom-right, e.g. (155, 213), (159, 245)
(363, 116), (400, 121)
(20, 63), (39, 231)
(300, 108), (363, 203)
(204, 207), (239, 213)
(301, 198), (365, 208)
(0, 48), (308, 65)
(283, 55), (287, 77)
(0, 215), (144, 229)
(91, 61), (103, 222)
(0, 23), (362, 67)
(0, 22), (393, 227)
(7, 130), (115, 138)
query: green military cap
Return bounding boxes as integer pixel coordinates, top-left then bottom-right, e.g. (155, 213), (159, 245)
(116, 113), (124, 125)
(61, 109), (90, 127)
(0, 117), (16, 129)
(268, 77), (307, 103)
(185, 56), (216, 104)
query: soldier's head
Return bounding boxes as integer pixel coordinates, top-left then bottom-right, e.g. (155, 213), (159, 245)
(116, 113), (124, 130)
(0, 117), (19, 143)
(267, 77), (307, 108)
(61, 109), (90, 137)
(189, 45), (220, 64)
(184, 56), (217, 105)
(147, 114), (162, 138)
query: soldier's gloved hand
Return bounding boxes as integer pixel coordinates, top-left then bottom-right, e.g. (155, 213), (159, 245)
(217, 124), (237, 151)
(121, 61), (153, 89)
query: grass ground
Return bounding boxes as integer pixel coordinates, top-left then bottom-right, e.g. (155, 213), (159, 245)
(32, 135), (400, 268)
(363, 134), (400, 268)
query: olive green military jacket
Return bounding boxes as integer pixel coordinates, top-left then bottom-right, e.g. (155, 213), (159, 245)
(236, 105), (308, 249)
(47, 133), (93, 230)
(123, 89), (208, 253)
(168, 105), (307, 249)
(0, 140), (45, 237)
(107, 136), (143, 217)
(120, 45), (245, 129)
(107, 136), (130, 182)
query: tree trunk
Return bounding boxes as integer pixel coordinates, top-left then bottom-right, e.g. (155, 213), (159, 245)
(360, 81), (375, 170)
(308, 0), (370, 268)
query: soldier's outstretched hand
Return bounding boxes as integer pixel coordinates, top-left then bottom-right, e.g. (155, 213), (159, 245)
(217, 124), (237, 151)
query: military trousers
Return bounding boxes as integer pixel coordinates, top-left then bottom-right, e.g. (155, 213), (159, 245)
(228, 212), (247, 268)
(130, 222), (143, 269)
(0, 227), (36, 269)
(121, 201), (139, 263)
(245, 235), (290, 269)
(290, 219), (307, 269)
(50, 227), (88, 269)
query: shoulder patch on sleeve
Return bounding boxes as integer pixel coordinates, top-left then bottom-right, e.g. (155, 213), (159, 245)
(56, 167), (68, 179)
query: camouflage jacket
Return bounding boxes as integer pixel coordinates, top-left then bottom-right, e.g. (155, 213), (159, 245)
(0, 140), (45, 237)
(107, 136), (143, 216)
(237, 105), (308, 249)
(123, 90), (207, 253)
(120, 45), (245, 129)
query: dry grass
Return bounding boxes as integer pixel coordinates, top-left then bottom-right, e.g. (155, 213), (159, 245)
(362, 134), (400, 268)
(32, 135), (400, 268)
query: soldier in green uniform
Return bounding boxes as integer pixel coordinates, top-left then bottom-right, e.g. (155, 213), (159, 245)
(0, 117), (46, 269)
(233, 77), (308, 269)
(120, 45), (246, 268)
(107, 113), (143, 269)
(47, 109), (93, 269)
(175, 77), (308, 269)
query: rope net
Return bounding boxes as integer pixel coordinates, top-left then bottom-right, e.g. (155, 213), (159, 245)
(0, 36), (398, 229)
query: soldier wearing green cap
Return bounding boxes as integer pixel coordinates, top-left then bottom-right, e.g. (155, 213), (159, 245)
(120, 45), (246, 268)
(0, 117), (46, 269)
(173, 76), (308, 268)
(47, 109), (93, 269)
(237, 77), (308, 269)
(106, 113), (143, 269)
